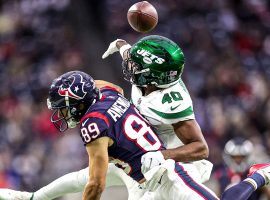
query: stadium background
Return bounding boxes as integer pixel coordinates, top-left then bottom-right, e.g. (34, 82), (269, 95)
(0, 0), (269, 199)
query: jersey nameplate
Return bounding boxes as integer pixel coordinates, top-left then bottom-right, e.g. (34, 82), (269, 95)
(107, 97), (130, 122)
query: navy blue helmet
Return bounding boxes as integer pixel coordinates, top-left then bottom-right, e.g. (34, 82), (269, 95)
(47, 71), (99, 132)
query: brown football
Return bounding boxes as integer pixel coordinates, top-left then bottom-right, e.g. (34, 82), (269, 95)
(127, 1), (158, 33)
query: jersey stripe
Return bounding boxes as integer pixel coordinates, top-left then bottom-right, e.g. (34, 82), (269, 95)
(149, 106), (193, 119)
(100, 86), (119, 93)
(174, 163), (218, 200)
(80, 112), (110, 126)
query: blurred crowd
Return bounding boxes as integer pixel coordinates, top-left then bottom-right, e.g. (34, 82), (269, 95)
(0, 0), (270, 199)
(0, 0), (86, 193)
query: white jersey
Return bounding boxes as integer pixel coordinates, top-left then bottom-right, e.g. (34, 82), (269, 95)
(131, 79), (213, 184)
(131, 79), (195, 149)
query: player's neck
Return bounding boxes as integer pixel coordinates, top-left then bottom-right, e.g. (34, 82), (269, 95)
(143, 85), (159, 96)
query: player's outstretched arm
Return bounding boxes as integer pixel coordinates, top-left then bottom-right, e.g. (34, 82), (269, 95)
(102, 39), (131, 60)
(95, 80), (124, 95)
(83, 137), (111, 200)
(161, 119), (209, 162)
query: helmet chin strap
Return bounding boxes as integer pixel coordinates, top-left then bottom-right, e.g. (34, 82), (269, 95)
(156, 79), (180, 88)
(136, 79), (180, 88)
(65, 91), (78, 128)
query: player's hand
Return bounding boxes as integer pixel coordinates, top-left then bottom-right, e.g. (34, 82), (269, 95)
(141, 151), (165, 174)
(102, 39), (127, 59)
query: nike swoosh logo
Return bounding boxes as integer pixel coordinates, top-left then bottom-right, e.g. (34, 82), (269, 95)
(170, 104), (181, 111)
(82, 118), (89, 126)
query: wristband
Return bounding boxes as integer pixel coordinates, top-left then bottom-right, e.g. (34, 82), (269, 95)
(120, 44), (131, 58)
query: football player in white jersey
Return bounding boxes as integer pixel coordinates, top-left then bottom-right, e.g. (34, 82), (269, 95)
(101, 35), (270, 199)
(105, 35), (213, 182)
(1, 35), (270, 200)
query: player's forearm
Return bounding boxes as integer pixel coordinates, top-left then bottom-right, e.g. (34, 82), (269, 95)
(161, 141), (209, 162)
(95, 80), (124, 95)
(116, 40), (131, 59)
(83, 181), (104, 200)
(116, 40), (129, 49)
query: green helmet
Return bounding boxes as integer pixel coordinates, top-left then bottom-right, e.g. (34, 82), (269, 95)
(122, 35), (185, 88)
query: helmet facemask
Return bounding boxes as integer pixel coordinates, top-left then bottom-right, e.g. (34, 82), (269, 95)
(47, 91), (87, 132)
(122, 51), (142, 85)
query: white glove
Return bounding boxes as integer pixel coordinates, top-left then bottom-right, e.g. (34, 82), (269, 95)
(141, 151), (165, 175)
(102, 39), (125, 59)
(139, 191), (155, 200)
(192, 159), (213, 183)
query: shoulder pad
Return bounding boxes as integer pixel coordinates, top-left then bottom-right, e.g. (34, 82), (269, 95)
(136, 80), (195, 124)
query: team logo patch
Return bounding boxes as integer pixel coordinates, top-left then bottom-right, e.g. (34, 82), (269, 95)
(136, 49), (165, 64)
(58, 74), (87, 100)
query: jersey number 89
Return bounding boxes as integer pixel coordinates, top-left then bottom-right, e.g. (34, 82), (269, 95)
(81, 115), (162, 151)
(81, 123), (100, 143)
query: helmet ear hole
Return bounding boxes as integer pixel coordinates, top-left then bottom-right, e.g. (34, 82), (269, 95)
(78, 103), (85, 111)
(71, 102), (88, 118)
(70, 107), (77, 115)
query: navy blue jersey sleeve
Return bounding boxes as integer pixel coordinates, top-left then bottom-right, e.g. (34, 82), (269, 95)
(80, 111), (111, 145)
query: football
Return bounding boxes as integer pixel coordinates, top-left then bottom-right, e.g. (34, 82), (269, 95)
(127, 1), (158, 33)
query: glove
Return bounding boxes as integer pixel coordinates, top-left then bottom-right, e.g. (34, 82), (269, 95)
(139, 191), (155, 200)
(192, 159), (213, 183)
(102, 39), (125, 59)
(141, 151), (165, 175)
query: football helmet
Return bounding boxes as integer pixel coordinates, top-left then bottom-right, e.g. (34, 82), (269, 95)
(223, 137), (254, 173)
(47, 71), (99, 132)
(122, 35), (185, 88)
